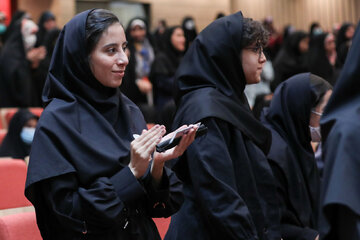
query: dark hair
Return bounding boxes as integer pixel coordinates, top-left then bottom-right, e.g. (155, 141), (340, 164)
(310, 74), (332, 108)
(241, 18), (269, 48)
(86, 9), (120, 55)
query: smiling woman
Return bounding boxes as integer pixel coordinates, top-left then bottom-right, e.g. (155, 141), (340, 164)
(25, 8), (197, 240)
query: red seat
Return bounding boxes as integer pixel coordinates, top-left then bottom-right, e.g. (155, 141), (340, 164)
(29, 108), (43, 118)
(153, 217), (171, 239)
(0, 129), (7, 145)
(0, 159), (32, 210)
(3, 108), (18, 129)
(0, 211), (41, 240)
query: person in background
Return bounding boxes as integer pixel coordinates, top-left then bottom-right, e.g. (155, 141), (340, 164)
(2, 10), (28, 43)
(0, 17), (46, 107)
(0, 11), (7, 51)
(263, 16), (282, 61)
(272, 31), (309, 91)
(283, 24), (296, 43)
(335, 22), (355, 67)
(35, 11), (57, 47)
(25, 9), (198, 239)
(261, 73), (332, 240)
(165, 13), (281, 240)
(151, 26), (185, 112)
(310, 22), (323, 37)
(153, 19), (167, 51)
(121, 17), (156, 122)
(318, 21), (360, 240)
(181, 16), (197, 51)
(0, 109), (38, 159)
(308, 33), (339, 86)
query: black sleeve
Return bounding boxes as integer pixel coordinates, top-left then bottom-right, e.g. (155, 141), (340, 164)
(269, 162), (318, 240)
(183, 117), (258, 239)
(142, 166), (184, 218)
(40, 166), (146, 233)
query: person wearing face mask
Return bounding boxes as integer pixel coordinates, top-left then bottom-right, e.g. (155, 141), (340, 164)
(0, 18), (46, 107)
(261, 73), (332, 240)
(336, 22), (355, 68)
(0, 109), (38, 159)
(166, 14), (281, 240)
(0, 11), (7, 51)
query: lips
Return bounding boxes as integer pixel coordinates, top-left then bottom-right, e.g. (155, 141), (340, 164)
(112, 70), (125, 77)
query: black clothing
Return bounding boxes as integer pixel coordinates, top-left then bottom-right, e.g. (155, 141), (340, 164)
(2, 11), (26, 43)
(0, 21), (37, 107)
(262, 73), (321, 240)
(335, 23), (353, 68)
(0, 109), (38, 159)
(165, 12), (280, 240)
(35, 11), (56, 47)
(25, 10), (183, 240)
(319, 22), (360, 240)
(272, 31), (309, 91)
(308, 33), (339, 86)
(150, 26), (184, 111)
(181, 17), (197, 51)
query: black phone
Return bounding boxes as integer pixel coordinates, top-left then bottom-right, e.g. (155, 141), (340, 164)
(156, 123), (208, 153)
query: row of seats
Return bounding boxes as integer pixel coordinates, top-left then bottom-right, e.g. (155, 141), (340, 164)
(0, 157), (170, 239)
(0, 108), (43, 130)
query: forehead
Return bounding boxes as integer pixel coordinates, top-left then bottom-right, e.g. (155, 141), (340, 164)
(97, 23), (126, 45)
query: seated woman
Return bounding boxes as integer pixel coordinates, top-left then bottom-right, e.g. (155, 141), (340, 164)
(0, 108), (38, 159)
(261, 73), (332, 240)
(25, 9), (197, 240)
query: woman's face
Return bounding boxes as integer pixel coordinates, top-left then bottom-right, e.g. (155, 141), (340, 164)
(345, 25), (355, 39)
(324, 33), (336, 53)
(130, 25), (146, 42)
(241, 44), (266, 85)
(309, 89), (332, 127)
(171, 27), (185, 52)
(25, 118), (38, 128)
(299, 37), (310, 53)
(89, 23), (128, 88)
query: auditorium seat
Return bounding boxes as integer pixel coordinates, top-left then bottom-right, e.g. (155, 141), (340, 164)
(0, 129), (6, 145)
(0, 159), (32, 210)
(0, 211), (41, 240)
(153, 217), (171, 239)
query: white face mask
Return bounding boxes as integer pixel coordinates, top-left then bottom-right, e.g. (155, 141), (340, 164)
(23, 34), (37, 51)
(20, 127), (36, 145)
(309, 125), (321, 142)
(21, 19), (38, 51)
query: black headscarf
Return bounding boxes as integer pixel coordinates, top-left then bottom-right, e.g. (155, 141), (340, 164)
(35, 11), (56, 47)
(0, 21), (36, 107)
(173, 11), (271, 154)
(307, 33), (337, 85)
(2, 10), (26, 43)
(0, 109), (38, 159)
(26, 9), (146, 196)
(319, 22), (360, 239)
(336, 23), (353, 52)
(151, 26), (184, 77)
(181, 16), (197, 51)
(263, 73), (326, 228)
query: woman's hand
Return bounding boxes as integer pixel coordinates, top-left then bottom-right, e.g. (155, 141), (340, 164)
(129, 125), (166, 179)
(151, 125), (198, 184)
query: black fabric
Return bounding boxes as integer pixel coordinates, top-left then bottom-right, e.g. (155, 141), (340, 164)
(35, 11), (56, 47)
(2, 10), (26, 43)
(261, 73), (321, 239)
(166, 12), (280, 240)
(0, 21), (37, 107)
(121, 17), (156, 105)
(272, 31), (309, 91)
(0, 109), (38, 159)
(181, 17), (197, 51)
(25, 10), (183, 239)
(319, 22), (360, 240)
(307, 33), (339, 86)
(150, 26), (184, 110)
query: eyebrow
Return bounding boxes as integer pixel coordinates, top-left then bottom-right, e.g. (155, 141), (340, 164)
(102, 41), (128, 49)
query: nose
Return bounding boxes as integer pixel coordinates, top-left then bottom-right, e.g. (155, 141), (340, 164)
(259, 51), (266, 63)
(116, 51), (129, 66)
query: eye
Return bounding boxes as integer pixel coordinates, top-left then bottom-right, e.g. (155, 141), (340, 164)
(107, 48), (116, 54)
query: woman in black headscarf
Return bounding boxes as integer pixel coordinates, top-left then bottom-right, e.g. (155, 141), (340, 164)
(0, 18), (44, 107)
(150, 26), (185, 111)
(335, 22), (355, 68)
(272, 31), (309, 91)
(0, 109), (38, 159)
(25, 9), (197, 240)
(261, 73), (332, 240)
(35, 11), (57, 47)
(318, 21), (360, 240)
(308, 33), (340, 86)
(181, 16), (197, 51)
(165, 13), (281, 240)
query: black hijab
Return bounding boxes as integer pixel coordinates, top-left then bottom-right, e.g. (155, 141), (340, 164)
(319, 22), (360, 238)
(263, 73), (322, 226)
(0, 109), (38, 159)
(335, 23), (353, 52)
(307, 33), (336, 85)
(173, 11), (271, 154)
(0, 21), (36, 107)
(26, 9), (146, 197)
(2, 10), (26, 43)
(151, 26), (184, 77)
(35, 11), (56, 47)
(181, 16), (197, 51)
